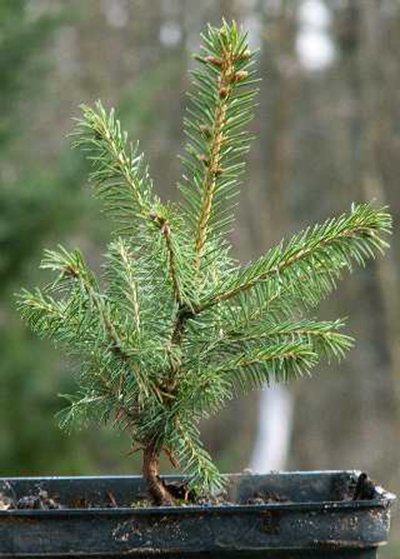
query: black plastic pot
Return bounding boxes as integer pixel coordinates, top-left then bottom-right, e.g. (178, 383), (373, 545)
(0, 470), (395, 558)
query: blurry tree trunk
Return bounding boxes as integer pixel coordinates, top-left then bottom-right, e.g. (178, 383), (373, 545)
(250, 0), (300, 473)
(330, 0), (400, 479)
(357, 0), (400, 474)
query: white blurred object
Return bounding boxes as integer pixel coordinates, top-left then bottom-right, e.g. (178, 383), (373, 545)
(102, 0), (128, 28)
(299, 0), (330, 28)
(296, 0), (335, 71)
(250, 383), (294, 472)
(159, 21), (182, 47)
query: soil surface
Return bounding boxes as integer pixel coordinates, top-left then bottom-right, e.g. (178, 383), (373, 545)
(0, 489), (61, 511)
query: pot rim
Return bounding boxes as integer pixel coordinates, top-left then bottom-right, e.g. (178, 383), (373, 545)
(0, 469), (396, 515)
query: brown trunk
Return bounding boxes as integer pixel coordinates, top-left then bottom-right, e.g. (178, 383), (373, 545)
(142, 443), (175, 506)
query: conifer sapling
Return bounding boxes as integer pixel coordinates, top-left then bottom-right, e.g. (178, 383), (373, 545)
(18, 22), (392, 506)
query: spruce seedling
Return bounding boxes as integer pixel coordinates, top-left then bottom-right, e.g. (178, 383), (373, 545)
(18, 22), (391, 505)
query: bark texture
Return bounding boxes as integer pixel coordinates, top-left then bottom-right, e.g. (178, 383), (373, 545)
(142, 444), (175, 506)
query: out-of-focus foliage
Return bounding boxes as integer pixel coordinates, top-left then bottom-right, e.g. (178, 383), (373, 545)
(0, 1), (126, 474)
(0, 0), (53, 148)
(0, 0), (84, 473)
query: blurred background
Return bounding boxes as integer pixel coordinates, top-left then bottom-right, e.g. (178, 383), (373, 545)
(0, 0), (399, 553)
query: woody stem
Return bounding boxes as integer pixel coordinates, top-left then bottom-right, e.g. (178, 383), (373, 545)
(142, 442), (175, 505)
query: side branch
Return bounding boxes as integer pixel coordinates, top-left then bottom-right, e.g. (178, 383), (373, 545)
(201, 319), (353, 364)
(195, 204), (391, 313)
(150, 213), (183, 306)
(72, 102), (164, 234)
(41, 247), (154, 398)
(215, 342), (318, 387)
